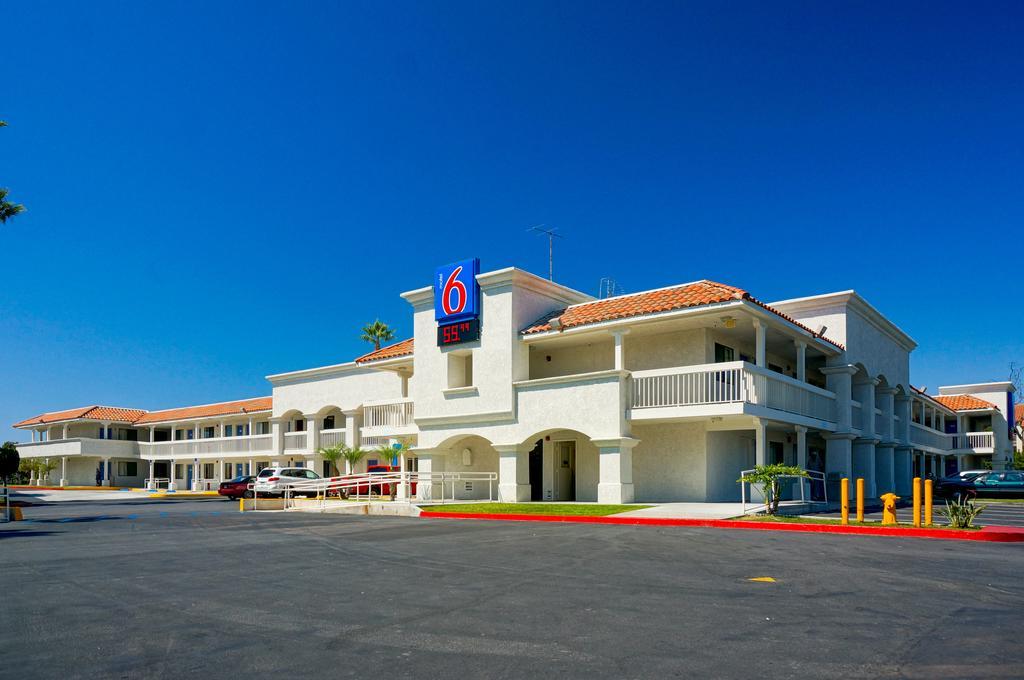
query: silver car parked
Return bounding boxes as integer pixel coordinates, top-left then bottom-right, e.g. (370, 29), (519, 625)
(253, 467), (321, 497)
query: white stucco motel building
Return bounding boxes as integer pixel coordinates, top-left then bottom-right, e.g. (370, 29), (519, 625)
(13, 262), (1017, 507)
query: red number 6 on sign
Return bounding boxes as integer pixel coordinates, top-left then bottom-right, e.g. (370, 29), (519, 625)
(441, 266), (467, 315)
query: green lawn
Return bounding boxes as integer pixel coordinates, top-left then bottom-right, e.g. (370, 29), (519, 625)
(730, 514), (980, 530)
(418, 503), (650, 516)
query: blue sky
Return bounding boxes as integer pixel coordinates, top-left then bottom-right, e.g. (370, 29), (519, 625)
(2, 1), (1021, 439)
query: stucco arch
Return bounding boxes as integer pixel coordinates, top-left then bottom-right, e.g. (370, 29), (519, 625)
(516, 428), (602, 502)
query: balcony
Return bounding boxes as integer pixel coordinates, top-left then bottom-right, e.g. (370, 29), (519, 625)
(629, 361), (837, 425)
(361, 398), (416, 441)
(952, 432), (995, 453)
(318, 428), (346, 448)
(16, 438), (141, 459)
(908, 425), (996, 454)
(138, 434), (274, 459)
(284, 432), (307, 451)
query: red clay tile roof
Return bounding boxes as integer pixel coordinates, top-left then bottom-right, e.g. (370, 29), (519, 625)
(133, 397), (272, 424)
(13, 406), (148, 428)
(356, 338), (414, 364)
(932, 394), (998, 411)
(520, 280), (844, 349)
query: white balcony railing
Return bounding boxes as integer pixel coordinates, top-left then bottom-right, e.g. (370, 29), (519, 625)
(952, 431), (995, 451)
(909, 423), (952, 451)
(363, 399), (415, 430)
(318, 428), (346, 448)
(284, 432), (307, 451)
(138, 434), (274, 458)
(630, 362), (836, 422)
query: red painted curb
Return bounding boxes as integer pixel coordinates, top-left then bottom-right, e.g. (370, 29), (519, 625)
(417, 511), (1024, 543)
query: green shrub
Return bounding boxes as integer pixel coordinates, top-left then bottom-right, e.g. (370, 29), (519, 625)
(939, 496), (986, 529)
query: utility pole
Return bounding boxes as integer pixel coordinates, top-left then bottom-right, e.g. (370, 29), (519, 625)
(528, 225), (563, 281)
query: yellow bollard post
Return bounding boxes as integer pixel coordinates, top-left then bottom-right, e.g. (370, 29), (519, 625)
(840, 477), (849, 525)
(880, 493), (900, 525)
(239, 497), (244, 513)
(856, 478), (865, 523)
(924, 479), (933, 526)
(912, 477), (921, 528)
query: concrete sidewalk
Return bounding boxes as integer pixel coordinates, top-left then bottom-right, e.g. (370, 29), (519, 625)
(614, 503), (745, 519)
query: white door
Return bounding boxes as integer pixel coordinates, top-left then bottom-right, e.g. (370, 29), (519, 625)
(555, 440), (576, 501)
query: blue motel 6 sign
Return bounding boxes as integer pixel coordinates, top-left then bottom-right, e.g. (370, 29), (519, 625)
(434, 258), (480, 323)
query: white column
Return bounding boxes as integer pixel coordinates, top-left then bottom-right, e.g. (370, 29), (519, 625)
(306, 414), (318, 454)
(795, 426), (808, 469)
(894, 448), (913, 496)
(594, 438), (638, 504)
(611, 329), (629, 370)
(495, 444), (531, 502)
(397, 450), (409, 499)
(60, 456), (68, 487)
(343, 409), (361, 450)
(753, 319), (766, 368)
(192, 458), (201, 491)
(822, 366), (856, 432)
(795, 341), (806, 382)
(148, 460), (156, 489)
(102, 457), (111, 486)
(62, 424), (69, 440)
(247, 418), (254, 437)
(31, 430), (37, 443)
(271, 418), (285, 457)
(875, 445), (895, 495)
(168, 459), (177, 491)
(825, 434), (854, 502)
(248, 459), (254, 475)
(751, 420), (768, 502)
(217, 459), (223, 484)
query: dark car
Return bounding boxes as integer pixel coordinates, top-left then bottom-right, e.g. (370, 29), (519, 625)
(936, 471), (1024, 501)
(218, 475), (256, 499)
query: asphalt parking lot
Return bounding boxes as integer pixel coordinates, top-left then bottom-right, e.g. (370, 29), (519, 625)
(2, 493), (1024, 679)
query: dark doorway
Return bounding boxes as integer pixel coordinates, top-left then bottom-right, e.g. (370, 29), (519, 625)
(529, 440), (543, 501)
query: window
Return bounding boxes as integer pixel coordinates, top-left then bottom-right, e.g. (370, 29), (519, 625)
(714, 343), (735, 363)
(175, 464), (183, 479)
(203, 426), (215, 439)
(224, 463), (233, 478)
(292, 419), (305, 432)
(187, 429), (194, 440)
(237, 424), (246, 436)
(203, 463), (215, 478)
(447, 351), (474, 388)
(256, 422), (270, 435)
(323, 415), (336, 430)
(769, 442), (784, 465)
(117, 461), (138, 477)
(256, 461), (270, 472)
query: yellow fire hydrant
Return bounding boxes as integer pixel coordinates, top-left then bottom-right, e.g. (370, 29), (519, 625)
(880, 492), (900, 525)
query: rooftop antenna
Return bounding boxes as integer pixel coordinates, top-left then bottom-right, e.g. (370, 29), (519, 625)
(527, 224), (563, 281)
(598, 277), (624, 298)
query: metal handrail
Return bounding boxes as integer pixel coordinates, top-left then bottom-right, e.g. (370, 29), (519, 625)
(740, 468), (828, 515)
(245, 470), (498, 511)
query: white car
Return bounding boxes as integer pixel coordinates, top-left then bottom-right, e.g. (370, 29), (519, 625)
(253, 467), (321, 497)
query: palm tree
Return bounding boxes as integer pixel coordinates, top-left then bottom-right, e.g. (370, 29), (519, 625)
(0, 188), (25, 224)
(361, 319), (395, 351)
